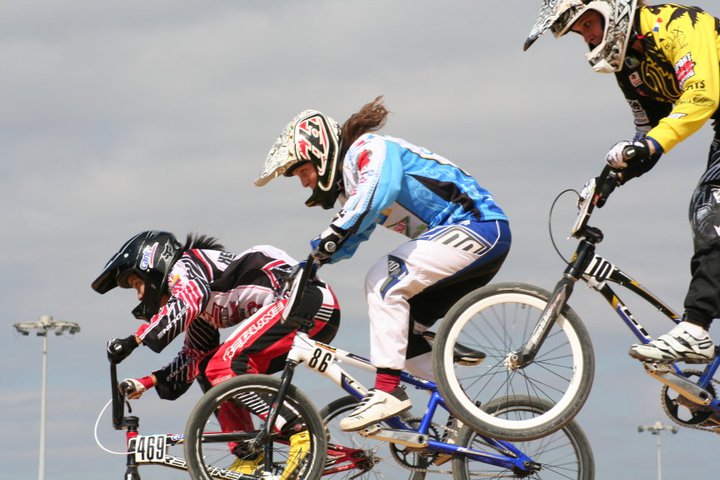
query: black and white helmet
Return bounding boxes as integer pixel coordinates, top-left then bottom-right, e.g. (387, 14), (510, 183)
(256, 110), (343, 209)
(91, 231), (181, 320)
(524, 0), (638, 73)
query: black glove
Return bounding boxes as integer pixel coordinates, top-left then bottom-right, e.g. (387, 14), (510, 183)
(107, 335), (139, 364)
(310, 226), (345, 264)
(605, 139), (661, 184)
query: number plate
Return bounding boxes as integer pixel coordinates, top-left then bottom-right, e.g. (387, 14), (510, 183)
(130, 434), (167, 463)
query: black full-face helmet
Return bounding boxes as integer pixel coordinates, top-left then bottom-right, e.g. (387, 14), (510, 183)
(91, 231), (182, 320)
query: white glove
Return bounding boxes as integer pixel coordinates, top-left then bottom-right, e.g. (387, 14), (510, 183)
(606, 141), (633, 169)
(606, 140), (652, 170)
(120, 377), (153, 399)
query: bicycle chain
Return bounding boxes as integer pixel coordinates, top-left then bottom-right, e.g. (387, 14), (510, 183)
(660, 369), (720, 434)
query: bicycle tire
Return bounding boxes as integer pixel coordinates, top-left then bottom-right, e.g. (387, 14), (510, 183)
(320, 396), (429, 479)
(433, 282), (595, 440)
(452, 395), (595, 480)
(184, 374), (327, 480)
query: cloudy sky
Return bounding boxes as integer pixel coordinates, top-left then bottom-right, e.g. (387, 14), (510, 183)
(2, 1), (719, 478)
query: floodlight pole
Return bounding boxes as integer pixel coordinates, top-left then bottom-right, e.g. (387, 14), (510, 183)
(13, 315), (80, 480)
(637, 421), (678, 480)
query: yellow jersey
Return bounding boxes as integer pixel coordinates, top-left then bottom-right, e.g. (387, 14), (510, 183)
(618, 4), (720, 152)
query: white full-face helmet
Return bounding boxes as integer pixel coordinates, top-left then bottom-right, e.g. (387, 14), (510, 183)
(524, 0), (638, 73)
(256, 110), (343, 209)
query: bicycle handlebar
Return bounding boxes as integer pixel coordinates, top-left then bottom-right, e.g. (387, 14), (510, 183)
(110, 362), (125, 429)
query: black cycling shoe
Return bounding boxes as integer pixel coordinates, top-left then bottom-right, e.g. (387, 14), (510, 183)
(422, 331), (486, 366)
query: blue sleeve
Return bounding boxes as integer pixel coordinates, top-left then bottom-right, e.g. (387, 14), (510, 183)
(329, 223), (377, 263)
(328, 146), (403, 261)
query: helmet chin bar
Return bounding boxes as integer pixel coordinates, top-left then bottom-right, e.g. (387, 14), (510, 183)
(131, 303), (150, 321)
(589, 57), (615, 73)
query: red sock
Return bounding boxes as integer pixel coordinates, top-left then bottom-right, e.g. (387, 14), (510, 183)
(374, 370), (401, 393)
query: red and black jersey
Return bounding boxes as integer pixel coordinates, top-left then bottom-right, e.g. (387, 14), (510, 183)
(133, 245), (297, 397)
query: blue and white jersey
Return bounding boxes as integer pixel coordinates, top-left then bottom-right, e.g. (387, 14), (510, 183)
(328, 133), (507, 262)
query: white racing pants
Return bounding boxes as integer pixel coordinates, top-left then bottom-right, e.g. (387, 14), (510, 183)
(364, 219), (511, 377)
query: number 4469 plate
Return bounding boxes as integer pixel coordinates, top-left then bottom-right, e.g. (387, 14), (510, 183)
(130, 434), (167, 463)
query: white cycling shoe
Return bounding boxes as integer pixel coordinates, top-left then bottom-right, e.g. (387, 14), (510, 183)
(629, 324), (715, 364)
(339, 387), (412, 432)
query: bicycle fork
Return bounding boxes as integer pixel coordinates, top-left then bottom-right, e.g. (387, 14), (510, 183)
(255, 358), (300, 472)
(508, 237), (597, 369)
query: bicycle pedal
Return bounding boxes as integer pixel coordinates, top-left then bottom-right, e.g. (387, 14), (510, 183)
(643, 361), (672, 374)
(360, 423), (382, 435)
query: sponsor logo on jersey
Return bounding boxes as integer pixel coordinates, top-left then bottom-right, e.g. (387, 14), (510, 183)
(223, 302), (284, 360)
(389, 217), (409, 235)
(674, 53), (696, 90)
(625, 56), (640, 69)
(629, 71), (643, 87)
(168, 274), (181, 289)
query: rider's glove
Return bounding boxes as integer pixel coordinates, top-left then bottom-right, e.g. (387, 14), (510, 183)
(119, 375), (155, 400)
(107, 335), (139, 364)
(605, 138), (662, 184)
(310, 226), (345, 264)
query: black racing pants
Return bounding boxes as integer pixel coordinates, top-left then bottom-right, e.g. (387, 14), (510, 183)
(684, 119), (720, 329)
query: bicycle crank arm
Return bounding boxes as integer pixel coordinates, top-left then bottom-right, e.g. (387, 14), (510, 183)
(359, 425), (428, 448)
(644, 363), (714, 406)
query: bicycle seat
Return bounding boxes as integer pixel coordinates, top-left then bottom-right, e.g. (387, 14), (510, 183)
(422, 331), (486, 366)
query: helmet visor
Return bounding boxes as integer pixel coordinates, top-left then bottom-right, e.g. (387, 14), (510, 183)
(255, 124), (296, 186)
(91, 255), (135, 293)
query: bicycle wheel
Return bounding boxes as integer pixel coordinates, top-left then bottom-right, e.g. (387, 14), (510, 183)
(452, 395), (595, 480)
(184, 374), (327, 480)
(433, 282), (595, 440)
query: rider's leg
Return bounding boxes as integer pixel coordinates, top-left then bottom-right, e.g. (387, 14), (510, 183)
(404, 325), (435, 380)
(339, 220), (510, 431)
(630, 133), (720, 363)
(203, 285), (340, 457)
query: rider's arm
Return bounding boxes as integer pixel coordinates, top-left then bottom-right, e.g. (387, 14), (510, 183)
(617, 83), (672, 143)
(134, 255), (212, 353)
(642, 7), (720, 153)
(151, 318), (220, 400)
(323, 135), (403, 262)
(145, 250), (283, 400)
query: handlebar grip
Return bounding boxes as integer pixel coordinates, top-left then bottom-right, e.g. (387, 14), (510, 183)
(622, 144), (638, 160)
(119, 380), (135, 395)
